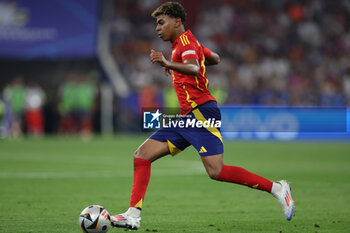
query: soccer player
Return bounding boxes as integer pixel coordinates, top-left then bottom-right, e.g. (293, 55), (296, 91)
(111, 2), (294, 230)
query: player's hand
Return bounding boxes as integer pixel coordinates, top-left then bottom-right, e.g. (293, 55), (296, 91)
(163, 67), (171, 76)
(150, 49), (169, 67)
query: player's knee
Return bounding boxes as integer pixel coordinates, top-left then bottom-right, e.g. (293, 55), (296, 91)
(133, 147), (151, 160)
(207, 168), (221, 180)
(133, 148), (144, 159)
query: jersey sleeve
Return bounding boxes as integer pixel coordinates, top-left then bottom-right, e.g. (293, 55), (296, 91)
(201, 45), (212, 59)
(180, 44), (199, 61)
(177, 33), (200, 62)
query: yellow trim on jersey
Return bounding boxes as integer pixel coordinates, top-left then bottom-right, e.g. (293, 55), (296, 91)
(192, 108), (223, 143)
(184, 35), (190, 44)
(199, 54), (208, 88)
(171, 71), (175, 84)
(179, 36), (185, 46)
(180, 34), (190, 46)
(167, 140), (182, 156)
(200, 56), (206, 77)
(194, 76), (202, 90)
(183, 84), (198, 108)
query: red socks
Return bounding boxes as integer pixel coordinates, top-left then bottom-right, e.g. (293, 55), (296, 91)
(129, 158), (151, 209)
(128, 159), (272, 210)
(217, 165), (272, 192)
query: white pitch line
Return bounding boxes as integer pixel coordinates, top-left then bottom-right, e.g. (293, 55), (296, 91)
(0, 171), (117, 179)
(0, 160), (206, 179)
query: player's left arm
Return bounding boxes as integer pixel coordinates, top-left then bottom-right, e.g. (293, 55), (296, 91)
(202, 46), (220, 66)
(150, 49), (199, 76)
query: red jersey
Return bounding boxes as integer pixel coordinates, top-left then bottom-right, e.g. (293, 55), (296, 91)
(171, 30), (216, 115)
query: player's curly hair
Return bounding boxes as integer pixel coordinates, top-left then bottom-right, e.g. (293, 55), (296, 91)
(151, 1), (187, 24)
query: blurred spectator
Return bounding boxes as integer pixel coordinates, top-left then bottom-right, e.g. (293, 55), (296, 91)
(3, 76), (26, 137)
(58, 72), (97, 138)
(321, 76), (345, 106)
(0, 95), (11, 138)
(74, 73), (97, 139)
(344, 69), (350, 105)
(58, 73), (76, 134)
(138, 84), (163, 109)
(25, 81), (45, 136)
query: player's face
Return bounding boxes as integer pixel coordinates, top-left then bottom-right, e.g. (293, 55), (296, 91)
(155, 15), (177, 42)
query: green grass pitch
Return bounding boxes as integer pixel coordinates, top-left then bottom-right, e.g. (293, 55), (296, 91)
(0, 136), (349, 233)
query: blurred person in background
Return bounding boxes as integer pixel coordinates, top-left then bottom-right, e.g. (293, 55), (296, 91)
(0, 95), (11, 138)
(74, 73), (96, 139)
(58, 73), (77, 135)
(25, 81), (46, 137)
(3, 76), (26, 138)
(138, 83), (163, 110)
(344, 68), (350, 105)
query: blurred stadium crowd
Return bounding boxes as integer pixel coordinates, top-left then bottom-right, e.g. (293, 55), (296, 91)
(112, 0), (350, 107)
(1, 0), (350, 137)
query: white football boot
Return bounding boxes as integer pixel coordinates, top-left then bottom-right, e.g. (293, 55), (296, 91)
(110, 207), (141, 230)
(271, 180), (295, 221)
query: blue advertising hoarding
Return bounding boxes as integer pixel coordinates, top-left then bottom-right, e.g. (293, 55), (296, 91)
(0, 0), (99, 58)
(220, 106), (350, 141)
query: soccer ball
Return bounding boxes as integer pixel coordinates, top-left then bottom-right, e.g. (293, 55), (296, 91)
(79, 205), (111, 233)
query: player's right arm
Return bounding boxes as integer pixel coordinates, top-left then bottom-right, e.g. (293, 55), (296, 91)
(150, 49), (200, 76)
(202, 46), (220, 66)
